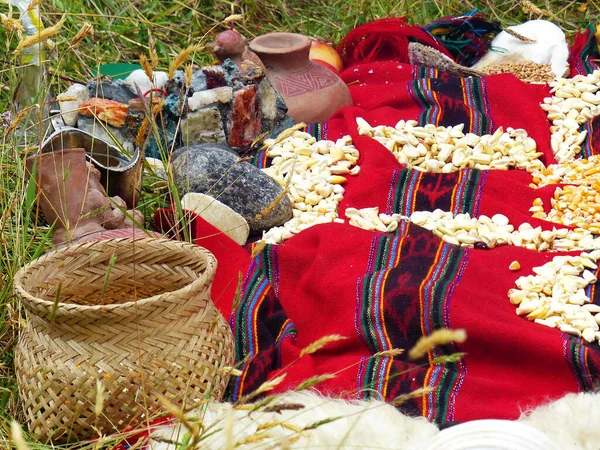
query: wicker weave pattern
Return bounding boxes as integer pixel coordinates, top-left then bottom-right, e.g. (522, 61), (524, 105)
(13, 238), (234, 443)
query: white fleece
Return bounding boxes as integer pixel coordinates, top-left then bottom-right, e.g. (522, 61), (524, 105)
(147, 390), (600, 450)
(472, 19), (570, 77)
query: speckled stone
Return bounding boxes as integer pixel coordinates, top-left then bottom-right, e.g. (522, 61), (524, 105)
(171, 143), (292, 234)
(87, 79), (136, 104)
(181, 106), (227, 146)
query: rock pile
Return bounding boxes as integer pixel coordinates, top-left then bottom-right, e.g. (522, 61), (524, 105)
(57, 60), (293, 158)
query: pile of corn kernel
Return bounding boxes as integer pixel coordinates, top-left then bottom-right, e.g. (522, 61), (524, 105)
(530, 186), (600, 232)
(260, 130), (359, 244)
(529, 155), (600, 188)
(345, 207), (600, 252)
(541, 70), (600, 162)
(356, 118), (545, 173)
(510, 252), (600, 343)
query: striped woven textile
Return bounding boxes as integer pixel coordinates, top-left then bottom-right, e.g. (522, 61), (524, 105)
(225, 63), (600, 424)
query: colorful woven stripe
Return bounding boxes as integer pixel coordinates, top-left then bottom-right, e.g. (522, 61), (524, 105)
(355, 225), (469, 419)
(407, 75), (492, 134)
(412, 66), (439, 79)
(357, 355), (394, 400)
(355, 226), (438, 405)
(580, 119), (596, 158)
(461, 77), (493, 135)
(306, 122), (328, 141)
(421, 243), (469, 423)
(408, 78), (442, 126)
(250, 149), (269, 168)
(388, 167), (487, 218)
(357, 234), (403, 353)
(450, 168), (487, 216)
(569, 25), (600, 77)
(230, 245), (283, 400)
(564, 335), (596, 391)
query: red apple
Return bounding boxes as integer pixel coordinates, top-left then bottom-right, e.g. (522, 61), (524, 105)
(309, 39), (344, 74)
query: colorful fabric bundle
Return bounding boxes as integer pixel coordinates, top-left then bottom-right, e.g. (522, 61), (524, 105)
(337, 17), (453, 68)
(568, 24), (600, 77)
(425, 10), (502, 67)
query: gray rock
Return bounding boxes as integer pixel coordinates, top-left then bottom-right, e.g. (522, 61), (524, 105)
(171, 144), (293, 234)
(191, 69), (207, 93)
(87, 79), (136, 104)
(181, 106), (227, 146)
(165, 70), (186, 96)
(259, 79), (278, 130)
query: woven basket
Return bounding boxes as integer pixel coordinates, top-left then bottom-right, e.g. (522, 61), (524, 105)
(13, 238), (234, 443)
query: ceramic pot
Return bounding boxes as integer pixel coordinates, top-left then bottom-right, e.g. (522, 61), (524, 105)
(249, 32), (352, 124)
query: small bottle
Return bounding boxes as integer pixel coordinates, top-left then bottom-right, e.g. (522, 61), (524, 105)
(11, 0), (53, 150)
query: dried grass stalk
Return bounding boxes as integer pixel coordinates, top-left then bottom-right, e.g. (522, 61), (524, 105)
(373, 348), (405, 358)
(0, 13), (24, 37)
(223, 14), (244, 24)
(10, 421), (30, 450)
(148, 30), (159, 69)
(140, 54), (153, 80)
(185, 64), (194, 89)
(14, 14), (66, 53)
(391, 386), (436, 406)
(408, 328), (467, 360)
(168, 44), (203, 79)
(70, 22), (94, 47)
(299, 334), (348, 358)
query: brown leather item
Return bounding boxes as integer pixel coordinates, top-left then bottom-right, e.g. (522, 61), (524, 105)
(25, 148), (131, 245)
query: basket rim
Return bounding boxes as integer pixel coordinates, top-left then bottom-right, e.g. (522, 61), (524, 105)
(13, 237), (218, 312)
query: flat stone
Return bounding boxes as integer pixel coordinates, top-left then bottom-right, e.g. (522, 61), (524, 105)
(181, 106), (227, 146)
(87, 79), (136, 104)
(227, 85), (261, 149)
(188, 87), (233, 112)
(172, 143), (292, 234)
(181, 192), (249, 245)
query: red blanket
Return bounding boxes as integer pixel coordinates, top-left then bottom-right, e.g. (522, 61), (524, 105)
(157, 63), (600, 426)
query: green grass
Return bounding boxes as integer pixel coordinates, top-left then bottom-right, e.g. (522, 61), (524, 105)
(1, 0), (600, 448)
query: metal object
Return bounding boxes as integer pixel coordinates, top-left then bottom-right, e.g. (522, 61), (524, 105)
(48, 104), (66, 133)
(40, 127), (143, 207)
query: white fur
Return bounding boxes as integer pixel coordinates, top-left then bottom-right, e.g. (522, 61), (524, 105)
(148, 391), (438, 450)
(472, 20), (569, 77)
(519, 391), (600, 450)
(147, 390), (600, 450)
